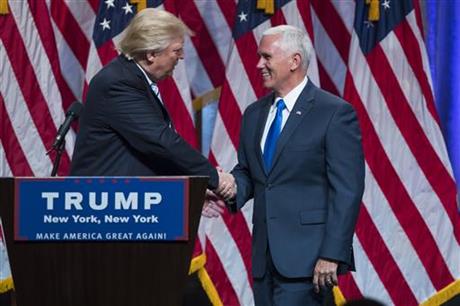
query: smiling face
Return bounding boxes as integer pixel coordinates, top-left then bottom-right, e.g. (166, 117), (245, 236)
(256, 34), (302, 97)
(145, 36), (184, 81)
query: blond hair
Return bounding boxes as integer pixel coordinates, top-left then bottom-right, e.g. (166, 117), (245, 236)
(117, 8), (188, 59)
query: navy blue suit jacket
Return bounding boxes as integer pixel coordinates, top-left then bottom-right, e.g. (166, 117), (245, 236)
(71, 55), (218, 188)
(232, 80), (365, 278)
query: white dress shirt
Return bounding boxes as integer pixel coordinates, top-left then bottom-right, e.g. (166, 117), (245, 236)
(260, 76), (309, 152)
(133, 59), (174, 129)
(134, 60), (163, 104)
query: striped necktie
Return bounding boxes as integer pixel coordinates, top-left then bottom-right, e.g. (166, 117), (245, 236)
(150, 83), (173, 129)
(150, 83), (162, 103)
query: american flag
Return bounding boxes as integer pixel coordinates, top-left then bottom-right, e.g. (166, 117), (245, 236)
(314, 1), (460, 304)
(0, 0), (459, 305)
(201, 0), (459, 305)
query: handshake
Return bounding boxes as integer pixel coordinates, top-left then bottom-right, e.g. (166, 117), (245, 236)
(202, 169), (237, 218)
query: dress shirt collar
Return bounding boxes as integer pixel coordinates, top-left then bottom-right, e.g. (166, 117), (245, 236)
(133, 58), (164, 104)
(274, 75), (309, 112)
(133, 60), (155, 87)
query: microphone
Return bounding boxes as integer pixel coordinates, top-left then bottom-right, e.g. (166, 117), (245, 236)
(52, 101), (84, 149)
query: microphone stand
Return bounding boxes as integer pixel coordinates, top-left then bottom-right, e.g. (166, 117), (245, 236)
(47, 101), (83, 176)
(47, 139), (65, 177)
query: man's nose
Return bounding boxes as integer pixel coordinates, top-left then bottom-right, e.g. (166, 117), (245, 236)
(256, 57), (264, 69)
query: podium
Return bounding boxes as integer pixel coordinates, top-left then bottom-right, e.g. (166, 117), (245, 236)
(0, 176), (208, 306)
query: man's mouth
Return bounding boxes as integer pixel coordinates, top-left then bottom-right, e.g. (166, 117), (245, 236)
(261, 70), (271, 79)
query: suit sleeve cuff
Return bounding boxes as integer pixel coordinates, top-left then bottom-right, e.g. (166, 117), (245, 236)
(208, 168), (219, 190)
(319, 235), (353, 266)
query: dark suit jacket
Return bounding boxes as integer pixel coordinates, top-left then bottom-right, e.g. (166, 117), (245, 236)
(71, 55), (218, 188)
(232, 80), (365, 278)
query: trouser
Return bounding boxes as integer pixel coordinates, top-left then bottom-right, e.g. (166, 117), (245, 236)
(253, 247), (331, 306)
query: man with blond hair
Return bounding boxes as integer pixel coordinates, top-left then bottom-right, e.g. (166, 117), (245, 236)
(71, 9), (234, 195)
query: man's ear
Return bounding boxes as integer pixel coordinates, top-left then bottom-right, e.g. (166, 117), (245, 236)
(146, 51), (156, 63)
(290, 53), (301, 71)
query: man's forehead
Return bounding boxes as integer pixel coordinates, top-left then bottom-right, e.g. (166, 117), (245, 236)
(258, 36), (283, 52)
(260, 33), (281, 44)
(166, 39), (184, 49)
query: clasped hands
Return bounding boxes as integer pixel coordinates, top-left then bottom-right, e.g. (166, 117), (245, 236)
(202, 169), (236, 218)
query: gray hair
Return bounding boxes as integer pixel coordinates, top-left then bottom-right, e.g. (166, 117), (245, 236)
(117, 8), (189, 59)
(263, 25), (312, 71)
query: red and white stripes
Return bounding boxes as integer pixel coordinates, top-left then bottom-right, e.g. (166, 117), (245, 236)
(204, 1), (321, 305)
(1, 1), (458, 305)
(203, 0), (459, 305)
(311, 1), (459, 304)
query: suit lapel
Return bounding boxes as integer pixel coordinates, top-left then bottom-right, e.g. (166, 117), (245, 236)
(255, 94), (274, 175)
(121, 55), (173, 126)
(269, 80), (316, 173)
(150, 89), (173, 128)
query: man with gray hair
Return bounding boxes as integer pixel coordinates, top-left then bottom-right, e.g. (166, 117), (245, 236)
(71, 9), (234, 194)
(228, 25), (365, 305)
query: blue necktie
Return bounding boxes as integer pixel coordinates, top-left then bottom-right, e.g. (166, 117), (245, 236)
(263, 99), (286, 172)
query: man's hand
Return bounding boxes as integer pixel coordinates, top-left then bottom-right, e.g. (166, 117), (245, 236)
(215, 169), (236, 200)
(202, 190), (226, 218)
(312, 258), (338, 293)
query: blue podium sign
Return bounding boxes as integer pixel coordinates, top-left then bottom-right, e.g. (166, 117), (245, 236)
(14, 177), (190, 241)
